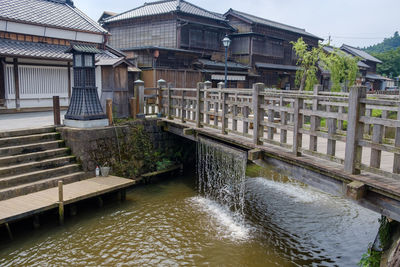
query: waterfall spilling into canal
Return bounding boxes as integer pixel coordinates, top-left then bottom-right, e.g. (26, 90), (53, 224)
(197, 138), (247, 220)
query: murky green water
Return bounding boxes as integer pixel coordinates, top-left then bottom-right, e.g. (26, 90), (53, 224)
(0, 173), (379, 266)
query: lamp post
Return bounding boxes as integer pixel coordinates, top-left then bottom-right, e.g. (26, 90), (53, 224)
(222, 35), (231, 88)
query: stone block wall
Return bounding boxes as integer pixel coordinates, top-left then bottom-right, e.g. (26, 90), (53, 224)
(57, 119), (183, 172)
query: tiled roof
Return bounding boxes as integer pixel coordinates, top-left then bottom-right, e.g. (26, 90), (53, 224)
(225, 9), (320, 39)
(341, 44), (382, 64)
(0, 39), (118, 60)
(0, 0), (107, 34)
(104, 0), (225, 23)
(255, 62), (300, 71)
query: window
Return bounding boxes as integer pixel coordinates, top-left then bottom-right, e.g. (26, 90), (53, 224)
(74, 54), (82, 67)
(84, 55), (93, 67)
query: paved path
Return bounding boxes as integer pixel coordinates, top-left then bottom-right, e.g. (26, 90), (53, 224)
(0, 111), (66, 131)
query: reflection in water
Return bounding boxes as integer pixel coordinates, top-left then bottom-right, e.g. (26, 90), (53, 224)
(0, 173), (379, 266)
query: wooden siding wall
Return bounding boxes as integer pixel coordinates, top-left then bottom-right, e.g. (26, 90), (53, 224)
(142, 69), (203, 88)
(231, 36), (250, 55)
(180, 25), (222, 51)
(107, 19), (177, 50)
(226, 16), (252, 33)
(100, 65), (130, 117)
(4, 64), (70, 99)
(0, 31), (72, 47)
(0, 59), (4, 99)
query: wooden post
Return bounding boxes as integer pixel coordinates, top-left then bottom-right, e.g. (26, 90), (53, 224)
(181, 89), (186, 123)
(310, 85), (321, 151)
(293, 97), (304, 156)
(327, 118), (337, 156)
(338, 106), (344, 130)
(267, 101), (274, 140)
(204, 81), (211, 125)
(67, 62), (71, 100)
(252, 83), (264, 145)
(157, 79), (166, 116)
(243, 105), (249, 134)
(382, 110), (388, 138)
(280, 95), (287, 144)
(370, 124), (384, 169)
(196, 82), (204, 128)
(53, 96), (61, 126)
(134, 80), (144, 115)
(106, 98), (113, 126)
(130, 97), (137, 118)
(394, 94), (400, 173)
(215, 82), (224, 126)
(344, 86), (366, 174)
(13, 58), (20, 110)
(167, 83), (172, 120)
(364, 109), (372, 135)
(221, 87), (228, 135)
(58, 181), (64, 225)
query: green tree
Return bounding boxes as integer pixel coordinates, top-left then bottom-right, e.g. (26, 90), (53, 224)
(291, 38), (359, 92)
(321, 48), (359, 92)
(291, 37), (323, 91)
(373, 47), (400, 77)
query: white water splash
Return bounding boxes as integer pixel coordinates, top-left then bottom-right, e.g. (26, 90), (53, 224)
(188, 196), (250, 241)
(251, 177), (330, 204)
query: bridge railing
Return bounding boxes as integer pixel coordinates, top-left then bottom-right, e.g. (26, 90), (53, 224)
(153, 80), (400, 178)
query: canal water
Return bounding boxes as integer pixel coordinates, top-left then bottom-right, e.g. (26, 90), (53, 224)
(0, 172), (379, 266)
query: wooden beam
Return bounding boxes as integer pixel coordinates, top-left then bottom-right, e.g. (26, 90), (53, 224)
(346, 181), (366, 201)
(13, 58), (20, 110)
(183, 128), (195, 136)
(248, 149), (262, 161)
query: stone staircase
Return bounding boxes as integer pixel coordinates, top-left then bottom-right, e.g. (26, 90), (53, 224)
(0, 126), (89, 201)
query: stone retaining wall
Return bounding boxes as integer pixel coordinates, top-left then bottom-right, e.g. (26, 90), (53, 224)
(57, 119), (182, 172)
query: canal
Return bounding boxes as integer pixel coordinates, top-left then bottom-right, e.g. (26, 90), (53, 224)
(0, 170), (379, 266)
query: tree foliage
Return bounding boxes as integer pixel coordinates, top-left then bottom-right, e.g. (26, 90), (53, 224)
(291, 38), (322, 91)
(372, 47), (400, 77)
(364, 31), (400, 53)
(291, 38), (359, 92)
(321, 48), (359, 92)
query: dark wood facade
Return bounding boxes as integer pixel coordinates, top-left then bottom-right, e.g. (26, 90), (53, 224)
(226, 11), (320, 89)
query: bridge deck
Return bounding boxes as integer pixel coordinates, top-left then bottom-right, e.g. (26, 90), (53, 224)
(0, 176), (135, 225)
(163, 118), (400, 199)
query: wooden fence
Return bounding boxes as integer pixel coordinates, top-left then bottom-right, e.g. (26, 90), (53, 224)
(136, 80), (400, 178)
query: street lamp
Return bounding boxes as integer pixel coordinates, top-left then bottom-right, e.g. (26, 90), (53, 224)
(222, 35), (231, 88)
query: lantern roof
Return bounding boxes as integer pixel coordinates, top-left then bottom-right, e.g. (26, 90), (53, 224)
(65, 44), (102, 54)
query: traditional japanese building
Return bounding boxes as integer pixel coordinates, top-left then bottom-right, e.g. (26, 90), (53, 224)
(224, 9), (321, 89)
(0, 0), (134, 114)
(101, 0), (257, 88)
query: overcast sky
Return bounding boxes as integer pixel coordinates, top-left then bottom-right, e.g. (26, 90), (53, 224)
(76, 0), (399, 48)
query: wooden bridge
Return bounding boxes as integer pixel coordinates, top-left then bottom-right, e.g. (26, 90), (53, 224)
(136, 80), (400, 221)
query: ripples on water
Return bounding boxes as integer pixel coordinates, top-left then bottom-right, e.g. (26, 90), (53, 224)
(0, 175), (379, 266)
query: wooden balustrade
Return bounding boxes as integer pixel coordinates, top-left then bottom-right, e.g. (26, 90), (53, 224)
(133, 80), (400, 178)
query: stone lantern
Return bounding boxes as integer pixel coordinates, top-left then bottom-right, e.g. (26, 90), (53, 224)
(64, 44), (108, 128)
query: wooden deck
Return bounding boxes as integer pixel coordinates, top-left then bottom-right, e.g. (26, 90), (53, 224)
(0, 176), (135, 225)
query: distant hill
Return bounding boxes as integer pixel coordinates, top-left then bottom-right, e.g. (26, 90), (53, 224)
(364, 32), (400, 53)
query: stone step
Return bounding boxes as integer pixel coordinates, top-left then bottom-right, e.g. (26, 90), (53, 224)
(0, 171), (88, 201)
(0, 164), (81, 189)
(0, 132), (60, 148)
(0, 155), (76, 178)
(0, 126), (56, 139)
(0, 148), (70, 167)
(0, 140), (65, 157)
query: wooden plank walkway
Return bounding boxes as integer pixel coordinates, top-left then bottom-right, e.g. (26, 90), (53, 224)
(0, 176), (135, 225)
